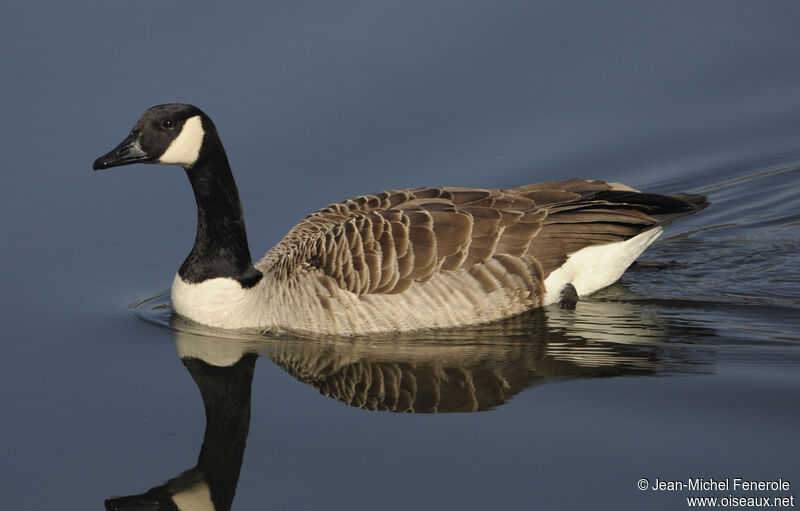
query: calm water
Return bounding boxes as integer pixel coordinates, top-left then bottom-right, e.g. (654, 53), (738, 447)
(2, 2), (799, 510)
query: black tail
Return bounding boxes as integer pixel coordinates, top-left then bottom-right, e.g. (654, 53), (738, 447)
(587, 190), (709, 224)
(669, 192), (710, 212)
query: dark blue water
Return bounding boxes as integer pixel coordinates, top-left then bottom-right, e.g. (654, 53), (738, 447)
(2, 2), (799, 509)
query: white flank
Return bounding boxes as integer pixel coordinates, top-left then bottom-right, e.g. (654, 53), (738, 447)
(542, 227), (663, 305)
(159, 115), (204, 166)
(171, 481), (214, 511)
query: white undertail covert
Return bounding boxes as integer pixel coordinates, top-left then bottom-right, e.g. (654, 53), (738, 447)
(542, 227), (663, 304)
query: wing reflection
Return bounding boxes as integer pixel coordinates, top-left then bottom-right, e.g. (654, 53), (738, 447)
(261, 313), (658, 413)
(108, 296), (712, 509)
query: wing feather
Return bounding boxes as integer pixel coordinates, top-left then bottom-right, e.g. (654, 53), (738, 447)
(256, 180), (695, 304)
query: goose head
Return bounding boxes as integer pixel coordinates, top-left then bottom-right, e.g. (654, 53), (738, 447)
(93, 104), (259, 296)
(93, 103), (212, 170)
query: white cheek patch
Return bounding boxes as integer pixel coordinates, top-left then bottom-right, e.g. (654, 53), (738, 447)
(171, 481), (214, 511)
(159, 115), (204, 166)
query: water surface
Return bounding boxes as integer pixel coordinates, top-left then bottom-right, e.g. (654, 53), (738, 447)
(1, 2), (799, 510)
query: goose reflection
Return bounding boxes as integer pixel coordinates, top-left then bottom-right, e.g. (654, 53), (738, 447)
(107, 292), (712, 510)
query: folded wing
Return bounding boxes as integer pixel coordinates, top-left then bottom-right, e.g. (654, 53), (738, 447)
(257, 179), (704, 308)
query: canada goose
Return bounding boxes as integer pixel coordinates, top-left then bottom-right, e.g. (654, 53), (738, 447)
(94, 104), (707, 335)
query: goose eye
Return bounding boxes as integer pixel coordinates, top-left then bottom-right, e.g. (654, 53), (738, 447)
(162, 119), (175, 129)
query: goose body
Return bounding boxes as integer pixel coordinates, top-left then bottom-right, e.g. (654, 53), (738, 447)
(94, 104), (707, 335)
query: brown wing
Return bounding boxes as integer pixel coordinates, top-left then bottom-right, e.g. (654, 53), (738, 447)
(258, 187), (547, 295)
(257, 179), (697, 296)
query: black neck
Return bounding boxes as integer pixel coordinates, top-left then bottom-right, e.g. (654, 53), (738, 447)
(178, 135), (262, 287)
